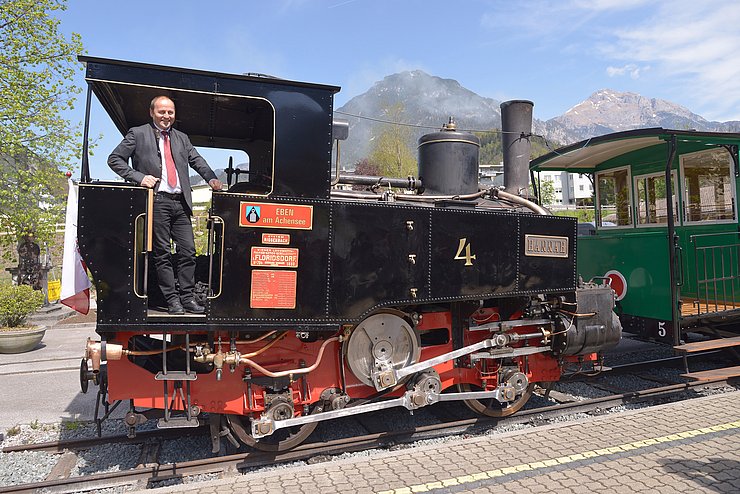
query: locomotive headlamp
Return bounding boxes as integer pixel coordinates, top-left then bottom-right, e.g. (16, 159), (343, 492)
(332, 119), (349, 141)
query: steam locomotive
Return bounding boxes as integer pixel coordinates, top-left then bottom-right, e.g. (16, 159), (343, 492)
(77, 57), (621, 452)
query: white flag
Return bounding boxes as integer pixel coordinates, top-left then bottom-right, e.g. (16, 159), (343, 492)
(60, 178), (91, 314)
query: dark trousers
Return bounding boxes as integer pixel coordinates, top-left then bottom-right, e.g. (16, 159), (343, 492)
(152, 193), (196, 305)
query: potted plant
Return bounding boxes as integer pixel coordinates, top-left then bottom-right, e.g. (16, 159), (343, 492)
(0, 283), (46, 353)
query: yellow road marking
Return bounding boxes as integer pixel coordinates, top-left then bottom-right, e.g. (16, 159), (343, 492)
(376, 420), (740, 494)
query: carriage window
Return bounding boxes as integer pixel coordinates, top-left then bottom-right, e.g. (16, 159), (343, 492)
(596, 167), (632, 227)
(634, 172), (677, 225)
(681, 148), (735, 223)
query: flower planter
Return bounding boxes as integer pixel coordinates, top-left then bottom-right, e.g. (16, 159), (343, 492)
(0, 326), (46, 354)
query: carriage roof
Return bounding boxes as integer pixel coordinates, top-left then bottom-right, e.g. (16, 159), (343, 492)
(530, 127), (740, 173)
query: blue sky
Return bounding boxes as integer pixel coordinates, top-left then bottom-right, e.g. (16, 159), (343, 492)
(58, 0), (740, 179)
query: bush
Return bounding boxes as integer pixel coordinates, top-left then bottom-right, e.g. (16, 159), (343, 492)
(0, 283), (44, 328)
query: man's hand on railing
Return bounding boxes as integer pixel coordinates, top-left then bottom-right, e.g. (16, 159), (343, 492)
(140, 175), (160, 188)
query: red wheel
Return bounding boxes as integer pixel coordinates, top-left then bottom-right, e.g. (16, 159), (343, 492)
(226, 414), (317, 452)
(456, 382), (535, 418)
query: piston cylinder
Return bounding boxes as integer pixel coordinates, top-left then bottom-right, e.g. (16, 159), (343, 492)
(556, 282), (622, 356)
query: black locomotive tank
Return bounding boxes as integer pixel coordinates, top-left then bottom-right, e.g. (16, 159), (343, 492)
(417, 119), (480, 196)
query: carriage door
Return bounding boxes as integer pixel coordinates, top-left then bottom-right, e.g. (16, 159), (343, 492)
(677, 148), (739, 315)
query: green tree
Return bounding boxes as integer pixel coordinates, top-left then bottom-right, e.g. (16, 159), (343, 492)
(0, 0), (85, 253)
(477, 130), (503, 167)
(532, 177), (557, 205)
(368, 103), (417, 178)
(478, 131), (556, 168)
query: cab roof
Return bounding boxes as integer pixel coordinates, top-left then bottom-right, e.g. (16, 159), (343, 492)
(80, 56), (340, 149)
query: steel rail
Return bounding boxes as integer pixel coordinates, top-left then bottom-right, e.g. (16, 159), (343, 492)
(561, 349), (726, 381)
(1, 425), (207, 454)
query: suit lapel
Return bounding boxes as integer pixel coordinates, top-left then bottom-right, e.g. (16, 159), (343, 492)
(145, 124), (162, 179)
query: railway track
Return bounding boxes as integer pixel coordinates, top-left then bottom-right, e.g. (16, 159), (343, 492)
(0, 347), (707, 455)
(1, 375), (735, 494)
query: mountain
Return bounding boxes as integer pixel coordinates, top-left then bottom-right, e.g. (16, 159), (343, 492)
(338, 71), (502, 167)
(336, 74), (740, 167)
(541, 89), (740, 143)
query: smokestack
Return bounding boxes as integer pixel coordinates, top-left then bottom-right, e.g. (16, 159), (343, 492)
(500, 100), (534, 198)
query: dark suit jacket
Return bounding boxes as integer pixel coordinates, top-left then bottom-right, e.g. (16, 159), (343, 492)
(108, 123), (217, 212)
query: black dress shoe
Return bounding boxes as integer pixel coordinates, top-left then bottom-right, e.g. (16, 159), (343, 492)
(182, 300), (205, 314)
(168, 301), (185, 315)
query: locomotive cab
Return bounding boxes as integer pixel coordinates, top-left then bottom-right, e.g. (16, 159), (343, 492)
(78, 56), (340, 330)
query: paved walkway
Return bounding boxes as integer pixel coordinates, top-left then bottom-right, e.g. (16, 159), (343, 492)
(0, 305), (123, 432)
(146, 390), (740, 493)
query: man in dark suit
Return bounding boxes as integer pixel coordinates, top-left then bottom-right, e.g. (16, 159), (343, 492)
(108, 95), (223, 314)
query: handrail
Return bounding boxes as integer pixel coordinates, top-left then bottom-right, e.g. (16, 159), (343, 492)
(689, 231), (740, 242)
(146, 189), (154, 252)
(691, 238), (740, 316)
(132, 213), (147, 299)
(207, 216), (225, 299)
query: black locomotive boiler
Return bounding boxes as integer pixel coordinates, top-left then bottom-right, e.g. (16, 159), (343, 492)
(77, 57), (621, 452)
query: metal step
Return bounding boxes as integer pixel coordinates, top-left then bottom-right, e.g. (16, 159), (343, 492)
(155, 371), (197, 381)
(157, 416), (200, 429)
(673, 336), (740, 354)
(681, 365), (740, 381)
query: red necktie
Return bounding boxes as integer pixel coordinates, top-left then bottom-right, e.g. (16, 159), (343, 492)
(162, 130), (177, 188)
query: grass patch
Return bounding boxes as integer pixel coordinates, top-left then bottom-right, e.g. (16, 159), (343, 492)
(62, 420), (84, 431)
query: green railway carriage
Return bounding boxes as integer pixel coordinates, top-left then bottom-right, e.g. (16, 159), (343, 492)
(531, 128), (740, 346)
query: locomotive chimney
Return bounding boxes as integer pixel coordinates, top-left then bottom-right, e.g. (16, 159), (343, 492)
(500, 100), (534, 198)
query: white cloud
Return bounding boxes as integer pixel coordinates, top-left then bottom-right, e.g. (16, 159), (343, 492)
(569, 0), (651, 12)
(606, 64), (648, 80)
(597, 2), (740, 120)
(480, 0), (740, 120)
(480, 0), (649, 39)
